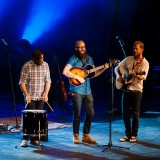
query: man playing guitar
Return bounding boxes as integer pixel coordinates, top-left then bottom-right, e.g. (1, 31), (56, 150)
(62, 40), (109, 144)
(114, 41), (149, 143)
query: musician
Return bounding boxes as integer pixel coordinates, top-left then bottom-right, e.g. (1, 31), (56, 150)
(19, 49), (51, 147)
(114, 41), (149, 142)
(63, 40), (109, 144)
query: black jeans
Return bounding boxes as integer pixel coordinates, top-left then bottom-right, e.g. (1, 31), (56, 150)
(22, 100), (44, 141)
(71, 93), (94, 135)
(26, 100), (44, 110)
(122, 90), (142, 137)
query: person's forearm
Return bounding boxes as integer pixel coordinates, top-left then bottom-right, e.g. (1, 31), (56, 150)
(64, 70), (80, 79)
(136, 75), (145, 80)
(94, 68), (106, 77)
(44, 82), (51, 95)
(20, 83), (29, 96)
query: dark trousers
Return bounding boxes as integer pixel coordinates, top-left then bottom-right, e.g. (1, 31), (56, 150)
(22, 100), (44, 141)
(122, 90), (142, 137)
(26, 100), (44, 110)
(71, 93), (94, 135)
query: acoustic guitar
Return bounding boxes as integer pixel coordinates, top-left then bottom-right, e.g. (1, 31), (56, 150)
(70, 59), (119, 86)
(115, 67), (146, 89)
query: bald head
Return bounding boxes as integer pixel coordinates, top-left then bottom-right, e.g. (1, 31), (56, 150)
(75, 40), (85, 48)
(75, 40), (87, 59)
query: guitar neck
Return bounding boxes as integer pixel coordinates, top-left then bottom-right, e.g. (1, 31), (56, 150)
(89, 64), (106, 73)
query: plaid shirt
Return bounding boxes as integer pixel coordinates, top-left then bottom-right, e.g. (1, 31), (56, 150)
(19, 60), (51, 100)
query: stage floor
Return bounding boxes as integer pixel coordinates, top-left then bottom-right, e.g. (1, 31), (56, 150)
(0, 90), (160, 160)
(0, 111), (160, 159)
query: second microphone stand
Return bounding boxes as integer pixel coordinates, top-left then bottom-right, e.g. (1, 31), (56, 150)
(102, 59), (129, 152)
(5, 46), (20, 129)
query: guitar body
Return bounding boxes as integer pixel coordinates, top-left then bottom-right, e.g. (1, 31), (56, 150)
(70, 59), (119, 86)
(70, 67), (86, 86)
(70, 65), (95, 86)
(116, 67), (146, 89)
(116, 67), (129, 89)
(116, 79), (123, 90)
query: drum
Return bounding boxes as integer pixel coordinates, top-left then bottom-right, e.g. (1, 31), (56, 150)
(21, 110), (47, 137)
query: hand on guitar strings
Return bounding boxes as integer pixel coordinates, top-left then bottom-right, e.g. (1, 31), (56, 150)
(104, 63), (110, 70)
(76, 76), (85, 84)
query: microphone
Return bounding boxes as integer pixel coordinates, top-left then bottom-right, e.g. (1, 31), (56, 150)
(116, 36), (119, 39)
(1, 39), (9, 47)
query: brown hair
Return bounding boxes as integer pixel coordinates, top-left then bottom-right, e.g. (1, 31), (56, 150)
(133, 41), (144, 49)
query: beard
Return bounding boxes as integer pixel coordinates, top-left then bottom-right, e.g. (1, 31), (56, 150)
(76, 50), (87, 59)
(134, 52), (141, 59)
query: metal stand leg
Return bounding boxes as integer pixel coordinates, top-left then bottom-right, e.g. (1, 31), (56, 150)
(38, 121), (43, 150)
(101, 60), (130, 152)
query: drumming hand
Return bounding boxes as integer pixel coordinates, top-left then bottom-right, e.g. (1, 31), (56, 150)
(104, 63), (109, 70)
(43, 94), (48, 102)
(26, 95), (31, 103)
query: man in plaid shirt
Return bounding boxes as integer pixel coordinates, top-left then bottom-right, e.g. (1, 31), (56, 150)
(19, 49), (51, 147)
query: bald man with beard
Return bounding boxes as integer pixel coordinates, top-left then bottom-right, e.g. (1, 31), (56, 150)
(63, 40), (109, 144)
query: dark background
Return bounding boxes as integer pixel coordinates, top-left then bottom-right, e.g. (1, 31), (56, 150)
(0, 0), (160, 113)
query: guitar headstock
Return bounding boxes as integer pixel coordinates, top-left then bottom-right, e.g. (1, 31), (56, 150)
(109, 59), (120, 66)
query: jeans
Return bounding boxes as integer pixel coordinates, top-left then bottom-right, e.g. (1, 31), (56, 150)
(71, 93), (94, 135)
(22, 100), (44, 141)
(122, 90), (142, 137)
(26, 100), (44, 110)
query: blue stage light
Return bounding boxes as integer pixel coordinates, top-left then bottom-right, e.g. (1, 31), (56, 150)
(22, 0), (75, 44)
(0, 0), (13, 21)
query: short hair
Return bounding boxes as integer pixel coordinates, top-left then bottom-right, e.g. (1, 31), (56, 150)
(32, 49), (44, 59)
(133, 41), (144, 49)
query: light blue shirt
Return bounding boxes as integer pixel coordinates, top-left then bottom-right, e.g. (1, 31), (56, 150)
(66, 55), (94, 95)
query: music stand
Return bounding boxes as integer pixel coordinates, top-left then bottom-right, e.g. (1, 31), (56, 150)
(101, 59), (129, 152)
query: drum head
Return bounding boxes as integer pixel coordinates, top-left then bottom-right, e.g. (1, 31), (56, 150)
(22, 110), (47, 114)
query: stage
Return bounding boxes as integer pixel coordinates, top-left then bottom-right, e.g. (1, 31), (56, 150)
(0, 94), (160, 160)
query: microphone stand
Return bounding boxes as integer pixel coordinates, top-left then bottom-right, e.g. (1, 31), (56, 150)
(116, 36), (126, 58)
(101, 59), (129, 152)
(4, 45), (20, 129)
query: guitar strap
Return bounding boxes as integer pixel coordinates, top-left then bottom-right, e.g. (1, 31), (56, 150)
(81, 59), (85, 67)
(81, 56), (89, 67)
(72, 55), (89, 68)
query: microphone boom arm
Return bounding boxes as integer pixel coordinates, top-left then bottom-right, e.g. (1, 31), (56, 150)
(116, 36), (126, 58)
